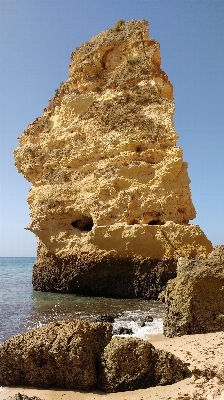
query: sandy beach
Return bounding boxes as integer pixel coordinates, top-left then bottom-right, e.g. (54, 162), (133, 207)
(1, 331), (224, 400)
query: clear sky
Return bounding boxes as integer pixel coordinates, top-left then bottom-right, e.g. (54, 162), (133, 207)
(0, 0), (223, 256)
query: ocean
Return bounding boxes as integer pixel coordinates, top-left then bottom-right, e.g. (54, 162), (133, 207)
(0, 257), (165, 344)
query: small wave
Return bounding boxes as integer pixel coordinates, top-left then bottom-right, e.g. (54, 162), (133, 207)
(112, 310), (163, 339)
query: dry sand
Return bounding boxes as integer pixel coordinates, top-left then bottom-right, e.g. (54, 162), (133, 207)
(1, 331), (224, 400)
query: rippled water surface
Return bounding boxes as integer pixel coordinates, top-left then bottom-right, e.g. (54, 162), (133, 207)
(0, 257), (165, 343)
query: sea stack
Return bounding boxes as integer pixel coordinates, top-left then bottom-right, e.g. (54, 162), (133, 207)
(14, 19), (212, 298)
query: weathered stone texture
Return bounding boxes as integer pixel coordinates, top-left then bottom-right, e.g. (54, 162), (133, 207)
(163, 246), (224, 337)
(0, 321), (190, 392)
(14, 19), (212, 296)
(98, 336), (190, 392)
(0, 319), (112, 389)
(32, 240), (178, 298)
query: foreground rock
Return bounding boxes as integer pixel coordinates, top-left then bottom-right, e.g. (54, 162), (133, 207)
(0, 319), (112, 389)
(0, 321), (190, 393)
(14, 19), (212, 298)
(98, 336), (190, 392)
(4, 394), (44, 400)
(1, 331), (224, 399)
(164, 246), (224, 337)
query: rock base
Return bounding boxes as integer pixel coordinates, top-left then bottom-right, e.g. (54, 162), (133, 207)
(32, 222), (212, 299)
(32, 249), (177, 299)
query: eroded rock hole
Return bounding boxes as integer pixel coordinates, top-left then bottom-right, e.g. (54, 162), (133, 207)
(148, 220), (159, 225)
(71, 216), (93, 231)
(101, 47), (116, 71)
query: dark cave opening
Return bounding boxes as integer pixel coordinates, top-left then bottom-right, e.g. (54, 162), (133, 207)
(71, 216), (93, 232)
(148, 220), (159, 225)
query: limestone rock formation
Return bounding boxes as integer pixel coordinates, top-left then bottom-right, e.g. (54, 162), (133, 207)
(0, 320), (190, 392)
(0, 319), (112, 389)
(163, 246), (224, 337)
(14, 19), (212, 297)
(98, 336), (190, 392)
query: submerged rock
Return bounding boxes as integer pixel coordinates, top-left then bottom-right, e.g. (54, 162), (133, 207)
(14, 19), (212, 297)
(95, 315), (115, 323)
(0, 319), (112, 389)
(164, 246), (224, 337)
(97, 336), (191, 392)
(144, 315), (154, 322)
(113, 327), (133, 335)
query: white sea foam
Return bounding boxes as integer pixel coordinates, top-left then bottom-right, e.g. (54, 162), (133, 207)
(112, 309), (163, 339)
(0, 257), (166, 343)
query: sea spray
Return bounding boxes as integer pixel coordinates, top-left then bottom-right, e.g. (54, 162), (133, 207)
(0, 257), (164, 343)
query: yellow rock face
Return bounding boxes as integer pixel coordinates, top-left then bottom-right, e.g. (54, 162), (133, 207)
(14, 20), (212, 296)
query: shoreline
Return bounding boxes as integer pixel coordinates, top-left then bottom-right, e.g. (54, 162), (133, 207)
(1, 331), (224, 400)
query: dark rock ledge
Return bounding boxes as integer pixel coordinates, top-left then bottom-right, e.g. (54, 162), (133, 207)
(32, 247), (177, 300)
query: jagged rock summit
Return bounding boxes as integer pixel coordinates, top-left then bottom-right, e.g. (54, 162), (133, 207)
(14, 19), (212, 297)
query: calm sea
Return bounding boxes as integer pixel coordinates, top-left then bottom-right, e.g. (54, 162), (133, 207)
(0, 257), (165, 344)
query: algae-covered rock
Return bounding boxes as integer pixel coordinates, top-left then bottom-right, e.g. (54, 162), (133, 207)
(0, 319), (192, 393)
(97, 336), (190, 392)
(0, 319), (112, 389)
(164, 246), (224, 337)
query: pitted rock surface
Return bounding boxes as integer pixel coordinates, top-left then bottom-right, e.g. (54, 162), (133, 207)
(164, 246), (224, 337)
(14, 19), (212, 296)
(97, 336), (191, 392)
(0, 321), (190, 392)
(0, 319), (112, 389)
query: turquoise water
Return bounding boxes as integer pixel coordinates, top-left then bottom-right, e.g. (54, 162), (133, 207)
(0, 257), (165, 344)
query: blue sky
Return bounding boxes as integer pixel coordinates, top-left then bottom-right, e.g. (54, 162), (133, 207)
(0, 0), (223, 256)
